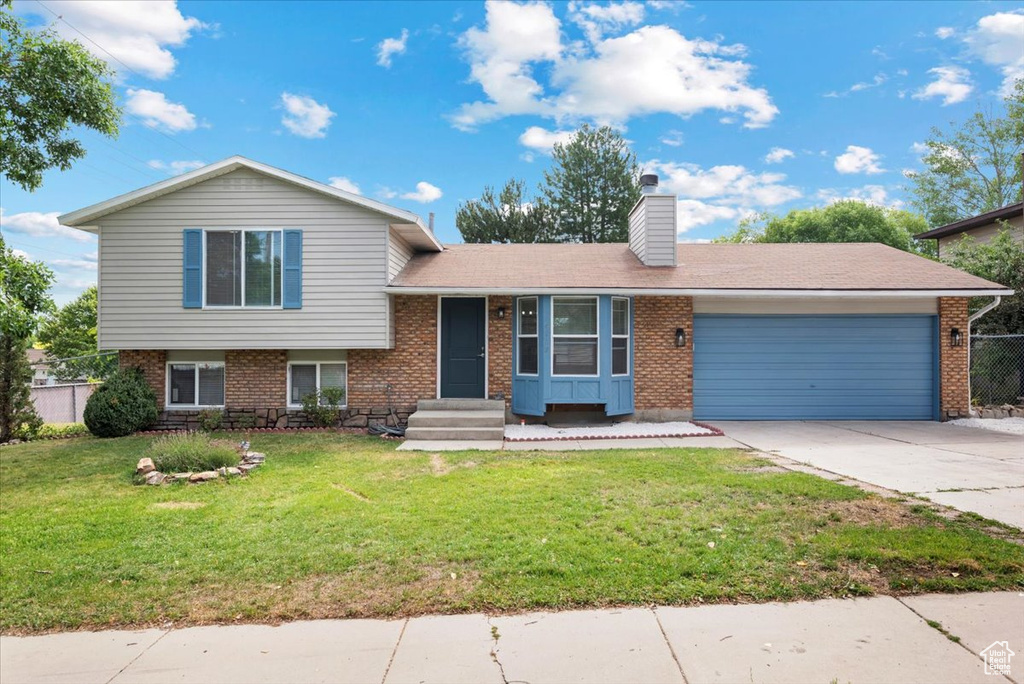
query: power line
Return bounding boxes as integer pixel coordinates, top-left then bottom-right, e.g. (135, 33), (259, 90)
(3, 236), (97, 261)
(32, 0), (207, 159)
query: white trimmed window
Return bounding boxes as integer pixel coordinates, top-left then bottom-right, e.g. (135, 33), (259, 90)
(552, 296), (599, 376)
(612, 297), (630, 376)
(517, 297), (538, 375)
(288, 362), (347, 407)
(205, 229), (282, 307)
(167, 362), (225, 407)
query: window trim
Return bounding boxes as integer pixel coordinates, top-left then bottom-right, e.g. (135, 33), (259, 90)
(165, 361), (226, 408)
(550, 296), (600, 378)
(287, 361), (349, 408)
(202, 228), (284, 310)
(611, 296), (630, 376)
(516, 296), (539, 377)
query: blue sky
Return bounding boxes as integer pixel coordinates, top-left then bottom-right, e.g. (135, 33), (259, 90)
(2, 0), (1022, 304)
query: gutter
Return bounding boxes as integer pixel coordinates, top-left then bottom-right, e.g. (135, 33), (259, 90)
(966, 295), (1004, 415)
(383, 287), (1015, 298)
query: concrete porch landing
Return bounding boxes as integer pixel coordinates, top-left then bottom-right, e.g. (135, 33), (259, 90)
(403, 399), (506, 443)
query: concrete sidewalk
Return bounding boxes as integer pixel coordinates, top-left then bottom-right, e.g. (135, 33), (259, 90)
(3, 592), (1021, 684)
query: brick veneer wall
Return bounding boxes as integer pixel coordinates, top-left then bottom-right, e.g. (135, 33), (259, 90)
(348, 295), (437, 414)
(225, 349), (287, 408)
(488, 295), (513, 409)
(939, 297), (970, 420)
(633, 296), (693, 419)
(120, 350), (167, 410)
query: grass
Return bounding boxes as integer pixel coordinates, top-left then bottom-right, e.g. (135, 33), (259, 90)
(1, 433), (1022, 634)
(147, 432), (239, 473)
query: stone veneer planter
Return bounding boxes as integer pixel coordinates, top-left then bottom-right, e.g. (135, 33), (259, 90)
(135, 450), (267, 485)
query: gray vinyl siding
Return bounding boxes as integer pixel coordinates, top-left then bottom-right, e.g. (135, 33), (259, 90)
(628, 201), (646, 263)
(627, 195), (676, 267)
(97, 168), (395, 350)
(937, 215), (1023, 258)
(388, 231), (414, 283)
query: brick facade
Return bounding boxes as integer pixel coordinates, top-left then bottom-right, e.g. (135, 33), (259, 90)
(939, 297), (970, 420)
(119, 349), (167, 410)
(225, 350), (287, 408)
(488, 295), (513, 409)
(632, 296), (694, 419)
(348, 295), (437, 415)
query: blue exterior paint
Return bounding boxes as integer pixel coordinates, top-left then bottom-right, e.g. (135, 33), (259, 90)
(182, 229), (203, 308)
(512, 295), (634, 416)
(282, 229), (303, 309)
(693, 314), (938, 421)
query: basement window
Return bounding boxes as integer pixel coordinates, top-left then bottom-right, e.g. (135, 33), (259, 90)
(167, 362), (225, 407)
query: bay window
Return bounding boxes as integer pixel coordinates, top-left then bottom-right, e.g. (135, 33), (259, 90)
(205, 229), (282, 307)
(288, 362), (347, 406)
(168, 362), (225, 407)
(552, 296), (598, 376)
(517, 297), (538, 375)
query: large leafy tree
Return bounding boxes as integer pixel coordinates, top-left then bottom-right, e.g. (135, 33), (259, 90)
(0, 235), (54, 441)
(906, 79), (1023, 227)
(716, 201), (936, 258)
(36, 285), (115, 381)
(0, 0), (120, 191)
(457, 179), (552, 243)
(542, 125), (641, 243)
(942, 229), (1024, 334)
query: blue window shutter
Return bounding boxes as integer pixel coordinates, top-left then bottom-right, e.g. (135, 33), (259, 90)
(283, 229), (303, 309)
(182, 229), (203, 308)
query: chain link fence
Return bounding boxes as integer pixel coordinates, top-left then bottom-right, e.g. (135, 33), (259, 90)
(970, 334), (1024, 407)
(28, 352), (116, 424)
(29, 383), (101, 424)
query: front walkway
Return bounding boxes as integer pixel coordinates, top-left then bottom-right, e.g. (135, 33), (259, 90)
(716, 421), (1024, 529)
(2, 592), (1020, 684)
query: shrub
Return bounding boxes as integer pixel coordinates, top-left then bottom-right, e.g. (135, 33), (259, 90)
(234, 413), (257, 430)
(83, 368), (159, 438)
(300, 386), (346, 428)
(198, 409), (224, 432)
(36, 423), (90, 439)
(148, 432), (240, 473)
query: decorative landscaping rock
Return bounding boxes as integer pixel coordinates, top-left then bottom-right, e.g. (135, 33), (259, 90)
(145, 471), (166, 485)
(136, 458), (156, 475)
(171, 473), (191, 482)
(226, 467), (242, 477)
(238, 463), (259, 474)
(189, 471), (220, 483)
(134, 446), (269, 485)
(243, 452), (266, 463)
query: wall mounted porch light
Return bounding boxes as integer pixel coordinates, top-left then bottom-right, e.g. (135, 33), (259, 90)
(496, 306), (506, 319)
(950, 327), (963, 347)
(675, 327), (687, 348)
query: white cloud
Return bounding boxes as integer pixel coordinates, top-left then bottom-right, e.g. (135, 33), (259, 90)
(834, 145), (885, 174)
(280, 93), (335, 138)
(11, 247), (31, 260)
(147, 159), (205, 175)
(935, 26), (955, 39)
(401, 181), (443, 203)
(377, 28), (409, 68)
(764, 147), (794, 164)
(126, 89), (197, 132)
(660, 130), (684, 147)
(519, 126), (575, 152)
(51, 258), (99, 271)
(22, 0), (206, 79)
(965, 10), (1024, 96)
(569, 1), (645, 43)
(817, 185), (902, 208)
(0, 208), (93, 242)
(328, 176), (362, 195)
(646, 159), (801, 233)
(824, 73), (887, 98)
(912, 66), (973, 105)
(451, 1), (777, 131)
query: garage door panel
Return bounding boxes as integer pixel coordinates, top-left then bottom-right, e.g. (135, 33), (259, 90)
(693, 315), (937, 421)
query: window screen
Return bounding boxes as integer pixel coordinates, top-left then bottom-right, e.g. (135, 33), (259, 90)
(290, 364), (316, 404)
(206, 231), (242, 306)
(169, 364), (196, 404)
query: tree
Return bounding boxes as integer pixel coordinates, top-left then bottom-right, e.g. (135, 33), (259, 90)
(36, 286), (115, 381)
(541, 125), (641, 243)
(457, 179), (552, 243)
(0, 234), (54, 441)
(716, 201), (937, 258)
(0, 0), (120, 191)
(942, 229), (1024, 334)
(906, 79), (1023, 227)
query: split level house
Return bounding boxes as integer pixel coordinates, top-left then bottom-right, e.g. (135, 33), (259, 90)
(914, 201), (1024, 258)
(59, 156), (1013, 434)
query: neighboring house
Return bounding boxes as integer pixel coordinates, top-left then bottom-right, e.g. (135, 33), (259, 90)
(914, 202), (1024, 258)
(27, 349), (53, 387)
(58, 157), (1011, 429)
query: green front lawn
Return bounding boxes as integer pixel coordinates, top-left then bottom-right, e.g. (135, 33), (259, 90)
(1, 433), (1022, 633)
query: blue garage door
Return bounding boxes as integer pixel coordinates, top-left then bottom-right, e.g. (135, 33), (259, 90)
(693, 315), (937, 420)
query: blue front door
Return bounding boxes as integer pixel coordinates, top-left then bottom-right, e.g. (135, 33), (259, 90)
(440, 297), (486, 399)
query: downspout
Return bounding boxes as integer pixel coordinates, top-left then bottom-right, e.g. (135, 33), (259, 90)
(966, 296), (1002, 414)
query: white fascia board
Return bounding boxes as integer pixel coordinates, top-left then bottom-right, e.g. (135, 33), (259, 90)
(58, 155), (443, 251)
(383, 286), (1015, 297)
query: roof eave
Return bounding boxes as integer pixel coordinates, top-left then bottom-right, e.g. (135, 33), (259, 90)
(383, 286), (1015, 297)
(914, 203), (1024, 240)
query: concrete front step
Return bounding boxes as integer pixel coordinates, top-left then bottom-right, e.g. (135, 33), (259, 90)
(404, 426), (506, 441)
(407, 410), (505, 429)
(417, 399), (506, 412)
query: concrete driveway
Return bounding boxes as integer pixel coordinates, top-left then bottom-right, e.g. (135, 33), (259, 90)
(712, 421), (1024, 528)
